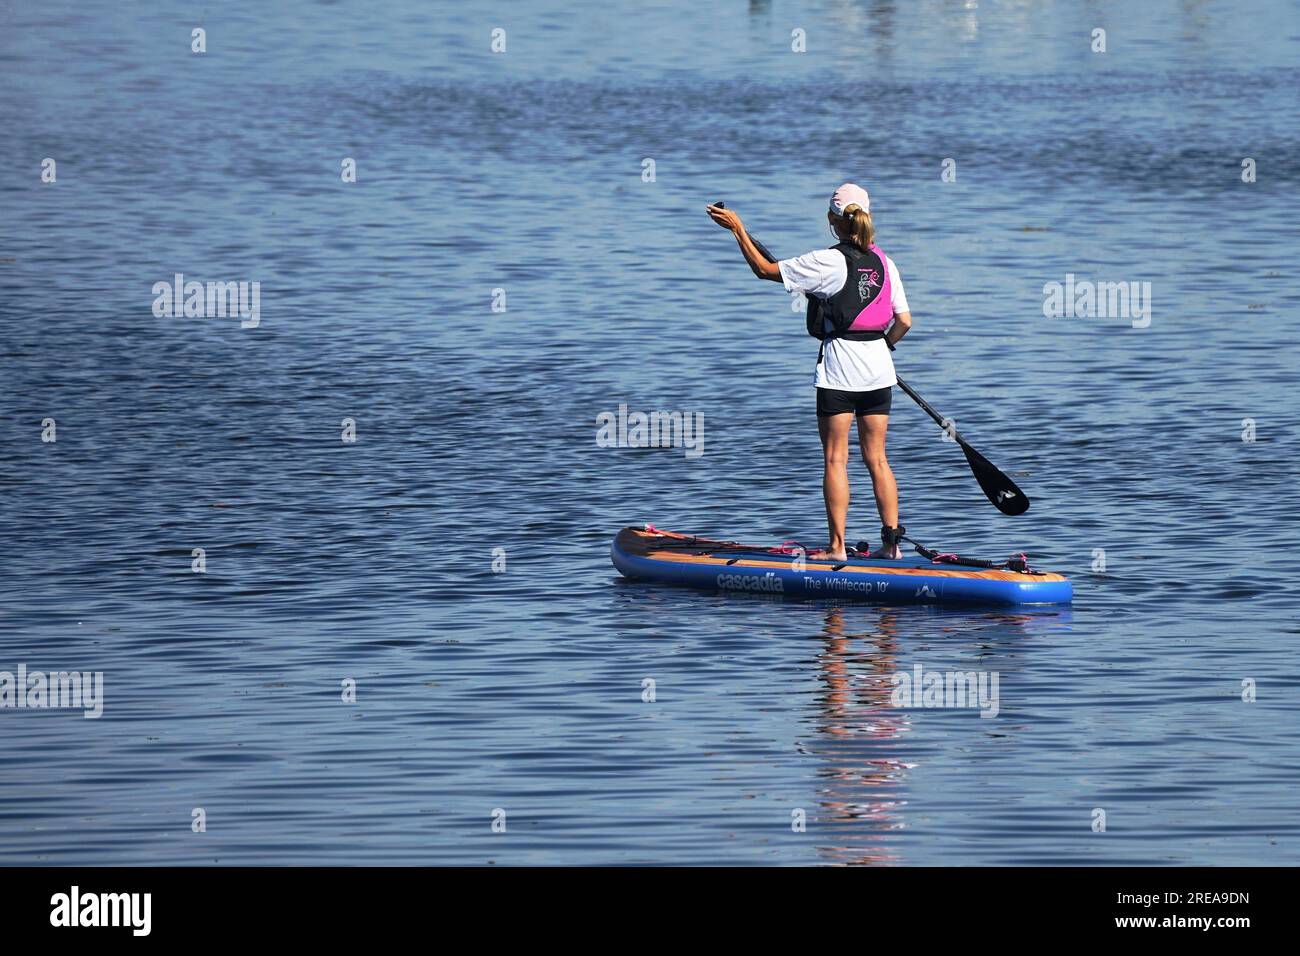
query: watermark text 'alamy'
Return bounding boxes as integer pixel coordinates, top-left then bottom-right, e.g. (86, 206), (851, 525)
(596, 403), (704, 459)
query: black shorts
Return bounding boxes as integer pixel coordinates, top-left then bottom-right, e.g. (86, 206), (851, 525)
(816, 385), (892, 417)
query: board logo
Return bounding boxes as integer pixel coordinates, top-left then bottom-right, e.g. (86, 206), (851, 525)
(716, 572), (784, 593)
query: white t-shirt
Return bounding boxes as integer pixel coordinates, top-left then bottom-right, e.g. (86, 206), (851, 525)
(778, 248), (909, 391)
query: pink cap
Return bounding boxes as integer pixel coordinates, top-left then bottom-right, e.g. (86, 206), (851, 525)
(829, 183), (870, 216)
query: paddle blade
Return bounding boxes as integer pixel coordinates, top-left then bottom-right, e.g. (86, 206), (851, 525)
(961, 441), (1031, 515)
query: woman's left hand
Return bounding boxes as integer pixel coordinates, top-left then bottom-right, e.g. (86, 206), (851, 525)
(706, 204), (742, 233)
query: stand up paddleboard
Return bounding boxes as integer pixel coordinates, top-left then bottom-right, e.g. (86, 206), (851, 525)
(611, 526), (1072, 606)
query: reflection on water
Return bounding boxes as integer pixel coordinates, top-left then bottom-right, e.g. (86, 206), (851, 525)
(806, 605), (1071, 864)
(811, 607), (911, 866)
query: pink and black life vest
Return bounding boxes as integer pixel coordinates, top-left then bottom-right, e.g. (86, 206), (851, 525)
(806, 241), (893, 341)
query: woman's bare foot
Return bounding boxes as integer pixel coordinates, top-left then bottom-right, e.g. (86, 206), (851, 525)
(869, 543), (902, 560)
(808, 547), (848, 561)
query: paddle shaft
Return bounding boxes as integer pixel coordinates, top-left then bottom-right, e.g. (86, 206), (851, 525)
(889, 352), (963, 443)
(895, 372), (937, 422)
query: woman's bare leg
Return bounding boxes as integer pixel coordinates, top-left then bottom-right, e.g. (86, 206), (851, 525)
(812, 413), (853, 560)
(857, 413), (901, 558)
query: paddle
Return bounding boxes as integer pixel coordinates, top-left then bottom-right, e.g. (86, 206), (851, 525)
(885, 354), (1030, 516)
(714, 202), (1030, 516)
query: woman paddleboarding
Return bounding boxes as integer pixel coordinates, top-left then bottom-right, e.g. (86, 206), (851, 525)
(707, 184), (912, 560)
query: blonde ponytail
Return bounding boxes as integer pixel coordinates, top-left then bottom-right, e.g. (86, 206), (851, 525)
(840, 203), (875, 251)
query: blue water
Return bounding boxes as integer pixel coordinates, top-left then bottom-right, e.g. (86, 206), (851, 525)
(2, 0), (1298, 865)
